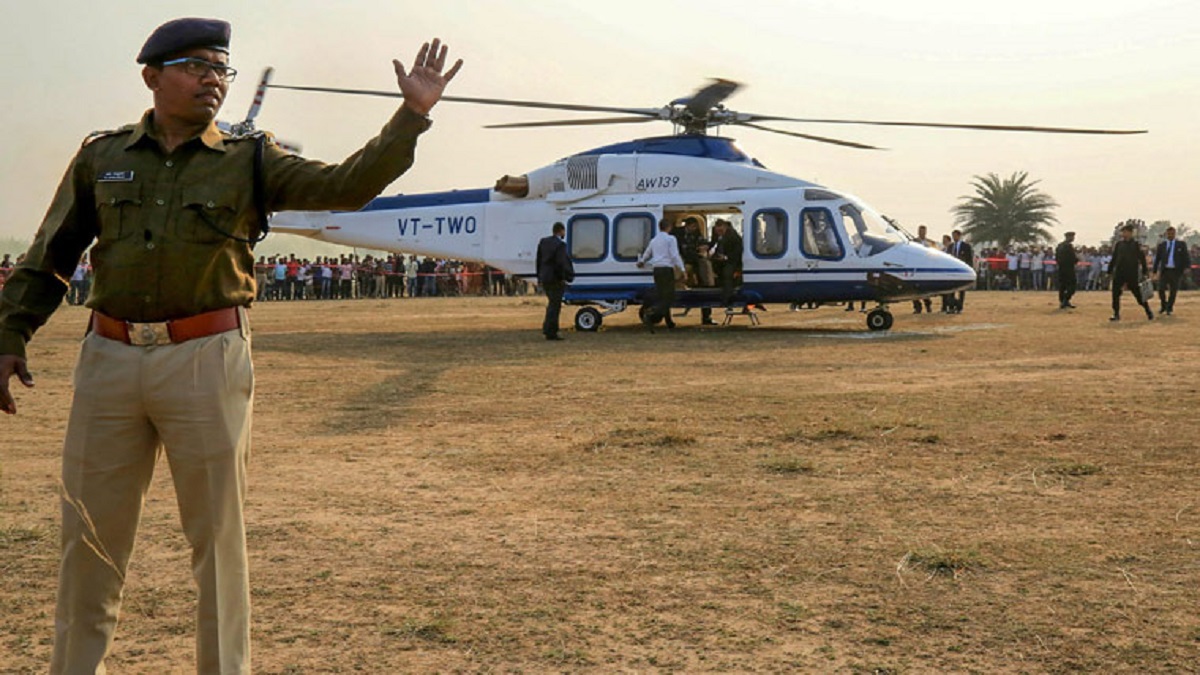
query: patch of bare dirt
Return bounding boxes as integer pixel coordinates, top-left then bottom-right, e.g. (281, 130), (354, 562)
(2, 293), (1199, 672)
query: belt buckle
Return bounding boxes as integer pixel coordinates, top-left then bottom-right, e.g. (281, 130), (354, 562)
(127, 321), (172, 346)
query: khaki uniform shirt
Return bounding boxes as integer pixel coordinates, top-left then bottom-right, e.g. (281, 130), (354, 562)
(0, 106), (430, 359)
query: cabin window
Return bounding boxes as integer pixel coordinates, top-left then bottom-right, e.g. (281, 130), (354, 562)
(614, 213), (655, 261)
(838, 204), (865, 254)
(751, 209), (787, 258)
(804, 189), (842, 201)
(568, 215), (608, 262)
(801, 208), (844, 260)
(838, 202), (902, 256)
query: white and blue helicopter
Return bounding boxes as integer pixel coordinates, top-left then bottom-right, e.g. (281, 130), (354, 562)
(265, 78), (1143, 331)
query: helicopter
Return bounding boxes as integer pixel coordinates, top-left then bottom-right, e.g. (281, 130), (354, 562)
(263, 76), (1145, 332)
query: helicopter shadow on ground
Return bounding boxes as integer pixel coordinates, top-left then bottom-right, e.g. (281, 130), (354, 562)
(253, 324), (952, 432)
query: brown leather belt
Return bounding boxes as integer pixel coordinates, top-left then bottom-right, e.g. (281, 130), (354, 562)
(91, 307), (242, 346)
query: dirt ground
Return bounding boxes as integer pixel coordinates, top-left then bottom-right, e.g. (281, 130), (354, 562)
(2, 291), (1199, 674)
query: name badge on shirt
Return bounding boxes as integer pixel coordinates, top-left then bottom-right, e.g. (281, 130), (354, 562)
(97, 170), (135, 183)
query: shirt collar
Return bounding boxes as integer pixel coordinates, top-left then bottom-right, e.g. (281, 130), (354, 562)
(125, 109), (227, 153)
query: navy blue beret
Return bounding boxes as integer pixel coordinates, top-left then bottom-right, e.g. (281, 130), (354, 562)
(137, 17), (231, 64)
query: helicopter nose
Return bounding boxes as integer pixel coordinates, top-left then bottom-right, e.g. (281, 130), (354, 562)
(917, 244), (976, 291)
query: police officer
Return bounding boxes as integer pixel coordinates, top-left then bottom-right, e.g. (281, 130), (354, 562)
(1055, 231), (1079, 309)
(0, 17), (461, 674)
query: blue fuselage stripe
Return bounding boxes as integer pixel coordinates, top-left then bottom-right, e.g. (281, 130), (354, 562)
(357, 188), (491, 212)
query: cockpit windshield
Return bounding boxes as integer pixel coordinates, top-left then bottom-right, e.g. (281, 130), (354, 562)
(839, 201), (904, 256)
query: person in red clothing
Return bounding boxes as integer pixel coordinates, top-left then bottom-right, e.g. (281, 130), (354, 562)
(285, 256), (301, 300)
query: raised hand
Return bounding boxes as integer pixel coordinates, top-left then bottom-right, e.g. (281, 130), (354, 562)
(394, 38), (463, 117)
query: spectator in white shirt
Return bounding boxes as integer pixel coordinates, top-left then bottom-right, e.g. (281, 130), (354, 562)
(1031, 249), (1045, 291)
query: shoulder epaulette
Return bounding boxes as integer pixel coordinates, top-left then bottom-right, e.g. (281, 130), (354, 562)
(223, 128), (277, 146)
(82, 125), (135, 147)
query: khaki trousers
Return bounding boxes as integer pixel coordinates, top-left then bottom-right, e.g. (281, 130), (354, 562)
(52, 320), (254, 675)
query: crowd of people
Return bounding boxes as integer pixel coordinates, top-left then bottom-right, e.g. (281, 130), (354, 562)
(971, 241), (1200, 292)
(253, 254), (534, 300)
(0, 252), (536, 302)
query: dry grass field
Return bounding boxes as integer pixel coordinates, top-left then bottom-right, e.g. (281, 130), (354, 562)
(2, 291), (1199, 673)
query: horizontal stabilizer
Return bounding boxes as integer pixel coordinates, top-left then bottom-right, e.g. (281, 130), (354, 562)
(268, 211), (328, 238)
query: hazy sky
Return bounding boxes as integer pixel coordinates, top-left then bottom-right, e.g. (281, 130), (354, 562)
(2, 0), (1196, 248)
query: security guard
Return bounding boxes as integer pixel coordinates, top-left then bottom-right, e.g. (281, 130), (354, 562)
(1108, 223), (1153, 321)
(0, 17), (461, 674)
(1055, 231), (1079, 309)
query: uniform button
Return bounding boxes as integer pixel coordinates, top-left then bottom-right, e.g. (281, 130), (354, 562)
(206, 201), (216, 208)
(156, 198), (165, 206)
(146, 242), (156, 250)
(165, 160), (174, 168)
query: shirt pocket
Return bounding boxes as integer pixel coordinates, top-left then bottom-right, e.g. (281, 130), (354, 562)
(178, 186), (244, 244)
(94, 183), (142, 241)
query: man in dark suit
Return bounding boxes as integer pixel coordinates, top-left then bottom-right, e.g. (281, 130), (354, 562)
(948, 229), (974, 314)
(1108, 223), (1153, 321)
(1152, 226), (1191, 316)
(711, 219), (743, 307)
(536, 222), (575, 340)
(1055, 231), (1079, 309)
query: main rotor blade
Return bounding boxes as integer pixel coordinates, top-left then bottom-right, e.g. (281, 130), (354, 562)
(740, 122), (884, 150)
(742, 114), (1147, 135)
(485, 116), (662, 129)
(680, 79), (741, 118)
(267, 83), (662, 117)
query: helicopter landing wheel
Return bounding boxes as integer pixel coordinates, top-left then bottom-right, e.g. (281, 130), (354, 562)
(574, 307), (603, 332)
(866, 308), (894, 331)
(638, 304), (663, 326)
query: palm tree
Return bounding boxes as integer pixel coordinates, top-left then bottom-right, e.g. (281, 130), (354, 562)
(951, 172), (1058, 248)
